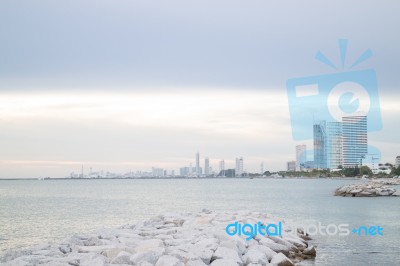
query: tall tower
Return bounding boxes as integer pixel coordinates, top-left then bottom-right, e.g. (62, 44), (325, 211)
(295, 145), (307, 171)
(195, 152), (200, 177)
(219, 160), (225, 177)
(342, 116), (367, 168)
(260, 162), (264, 175)
(313, 121), (327, 169)
(327, 122), (343, 169)
(235, 157), (243, 176)
(204, 157), (210, 176)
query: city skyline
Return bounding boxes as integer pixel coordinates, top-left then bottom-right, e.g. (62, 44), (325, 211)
(0, 1), (399, 178)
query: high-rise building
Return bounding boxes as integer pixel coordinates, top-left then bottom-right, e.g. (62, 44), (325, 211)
(204, 157), (210, 176)
(326, 122), (343, 169)
(314, 121), (327, 169)
(296, 145), (307, 171)
(152, 167), (164, 177)
(235, 157), (243, 176)
(195, 152), (200, 177)
(287, 161), (296, 171)
(219, 160), (225, 176)
(342, 116), (367, 168)
(260, 162), (264, 175)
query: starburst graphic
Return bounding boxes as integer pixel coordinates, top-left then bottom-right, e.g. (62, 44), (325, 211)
(315, 39), (373, 70)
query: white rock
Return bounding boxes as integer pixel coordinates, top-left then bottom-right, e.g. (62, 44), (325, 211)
(83, 236), (103, 246)
(212, 247), (243, 266)
(101, 248), (133, 259)
(268, 236), (297, 251)
(303, 245), (316, 257)
(270, 252), (294, 266)
(186, 259), (208, 266)
(242, 249), (268, 265)
(219, 241), (239, 254)
(248, 244), (276, 261)
(258, 238), (290, 256)
(111, 251), (132, 264)
(155, 255), (184, 266)
(76, 244), (115, 253)
(210, 258), (240, 266)
(283, 235), (307, 249)
(134, 239), (164, 252)
(130, 247), (165, 265)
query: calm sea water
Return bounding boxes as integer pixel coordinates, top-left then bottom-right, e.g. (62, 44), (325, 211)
(0, 179), (399, 265)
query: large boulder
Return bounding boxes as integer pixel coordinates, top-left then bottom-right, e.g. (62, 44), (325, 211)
(212, 247), (243, 266)
(270, 252), (294, 266)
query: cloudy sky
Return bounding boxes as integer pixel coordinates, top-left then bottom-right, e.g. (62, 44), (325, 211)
(0, 0), (399, 178)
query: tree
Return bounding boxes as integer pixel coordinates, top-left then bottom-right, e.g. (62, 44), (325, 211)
(263, 171), (271, 176)
(360, 165), (373, 176)
(391, 166), (400, 176)
(343, 167), (359, 177)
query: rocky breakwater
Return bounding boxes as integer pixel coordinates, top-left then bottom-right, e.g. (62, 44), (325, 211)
(1, 210), (316, 266)
(335, 179), (400, 197)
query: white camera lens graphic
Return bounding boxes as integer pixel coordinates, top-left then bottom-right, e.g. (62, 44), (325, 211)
(327, 81), (370, 121)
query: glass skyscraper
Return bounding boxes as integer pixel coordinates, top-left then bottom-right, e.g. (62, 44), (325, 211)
(327, 122), (343, 169)
(296, 144), (307, 171)
(313, 121), (327, 169)
(342, 116), (367, 168)
(313, 116), (367, 169)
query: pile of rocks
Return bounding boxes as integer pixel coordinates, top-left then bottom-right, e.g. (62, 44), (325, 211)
(335, 181), (400, 197)
(370, 178), (400, 186)
(1, 210), (316, 266)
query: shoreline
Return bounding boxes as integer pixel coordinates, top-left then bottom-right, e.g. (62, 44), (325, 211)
(1, 210), (316, 266)
(0, 176), (368, 181)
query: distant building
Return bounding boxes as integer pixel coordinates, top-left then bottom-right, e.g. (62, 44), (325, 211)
(195, 152), (200, 177)
(327, 122), (343, 169)
(180, 167), (189, 176)
(179, 166), (201, 176)
(152, 167), (164, 177)
(287, 161), (296, 171)
(235, 157), (243, 176)
(204, 157), (210, 176)
(343, 116), (367, 168)
(314, 121), (327, 169)
(314, 120), (345, 169)
(219, 160), (225, 176)
(296, 145), (307, 171)
(396, 156), (400, 167)
(260, 162), (264, 175)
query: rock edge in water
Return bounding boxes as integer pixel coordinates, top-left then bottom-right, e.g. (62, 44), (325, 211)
(1, 210), (316, 266)
(335, 178), (400, 197)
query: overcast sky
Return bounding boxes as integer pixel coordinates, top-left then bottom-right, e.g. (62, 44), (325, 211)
(0, 0), (399, 178)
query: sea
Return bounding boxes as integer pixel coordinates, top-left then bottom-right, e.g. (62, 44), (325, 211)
(0, 178), (399, 265)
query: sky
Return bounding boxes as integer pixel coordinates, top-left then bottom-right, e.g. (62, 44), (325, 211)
(0, 0), (399, 178)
